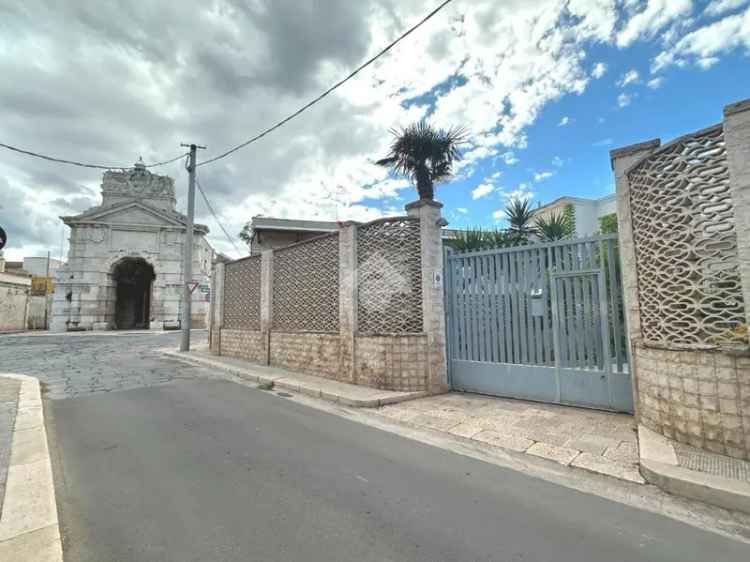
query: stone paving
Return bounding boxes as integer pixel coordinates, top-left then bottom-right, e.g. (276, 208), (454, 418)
(377, 392), (644, 483)
(0, 377), (21, 518)
(0, 331), (214, 400)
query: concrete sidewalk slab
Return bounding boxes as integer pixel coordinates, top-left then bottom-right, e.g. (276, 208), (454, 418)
(0, 374), (62, 562)
(376, 393), (645, 484)
(638, 425), (750, 514)
(163, 348), (429, 408)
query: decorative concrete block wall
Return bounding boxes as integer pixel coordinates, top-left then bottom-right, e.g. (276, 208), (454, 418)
(611, 98), (750, 460)
(212, 201), (448, 393)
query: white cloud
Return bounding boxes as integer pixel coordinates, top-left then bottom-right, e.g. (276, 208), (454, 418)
(617, 0), (693, 47)
(617, 69), (640, 87)
(591, 62), (607, 78)
(492, 209), (505, 220)
(704, 0), (749, 17)
(652, 7), (750, 71)
(593, 138), (614, 146)
(472, 182), (495, 200)
(557, 116), (570, 126)
(647, 76), (665, 88)
(500, 151), (519, 166)
(552, 156), (564, 167)
(456, 207), (468, 214)
(534, 171), (554, 182)
(617, 92), (633, 107)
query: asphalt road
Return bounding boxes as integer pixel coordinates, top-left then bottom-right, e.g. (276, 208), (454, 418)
(48, 377), (750, 562)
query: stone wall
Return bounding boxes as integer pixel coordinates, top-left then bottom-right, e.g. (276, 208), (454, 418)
(270, 332), (341, 379)
(611, 97), (750, 461)
(0, 274), (30, 332)
(355, 335), (428, 391)
(635, 346), (750, 458)
(219, 329), (266, 364)
(211, 202), (448, 394)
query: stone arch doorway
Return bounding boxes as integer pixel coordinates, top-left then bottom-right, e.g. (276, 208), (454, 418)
(112, 258), (155, 329)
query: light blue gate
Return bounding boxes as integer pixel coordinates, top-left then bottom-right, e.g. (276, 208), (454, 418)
(445, 234), (633, 412)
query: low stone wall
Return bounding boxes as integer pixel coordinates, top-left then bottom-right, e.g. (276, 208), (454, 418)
(219, 329), (266, 364)
(215, 328), (430, 392)
(355, 335), (428, 391)
(634, 343), (750, 460)
(270, 332), (341, 379)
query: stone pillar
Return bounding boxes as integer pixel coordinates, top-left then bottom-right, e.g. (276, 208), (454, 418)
(338, 222), (357, 383)
(406, 199), (449, 393)
(723, 98), (750, 325)
(260, 250), (274, 365)
(209, 261), (225, 353)
(610, 139), (661, 346)
(610, 140), (661, 420)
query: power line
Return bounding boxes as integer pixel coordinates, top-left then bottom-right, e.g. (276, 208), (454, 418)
(197, 0), (455, 168)
(0, 141), (188, 170)
(195, 174), (243, 256)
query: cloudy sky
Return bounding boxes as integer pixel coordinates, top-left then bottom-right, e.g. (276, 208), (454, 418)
(1, 0), (749, 260)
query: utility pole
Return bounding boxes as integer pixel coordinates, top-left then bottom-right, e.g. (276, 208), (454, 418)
(180, 143), (205, 351)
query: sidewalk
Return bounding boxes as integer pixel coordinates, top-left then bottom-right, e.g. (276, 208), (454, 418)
(639, 425), (750, 514)
(164, 348), (429, 407)
(0, 374), (62, 561)
(376, 392), (644, 483)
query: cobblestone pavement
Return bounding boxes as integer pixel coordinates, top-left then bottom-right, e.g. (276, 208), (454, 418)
(0, 331), (215, 400)
(378, 392), (643, 483)
(0, 377), (21, 518)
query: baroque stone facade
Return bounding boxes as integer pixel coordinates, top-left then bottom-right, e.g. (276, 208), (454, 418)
(50, 161), (214, 331)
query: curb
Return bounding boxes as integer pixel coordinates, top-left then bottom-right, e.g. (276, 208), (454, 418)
(163, 349), (429, 408)
(638, 425), (750, 514)
(0, 374), (63, 561)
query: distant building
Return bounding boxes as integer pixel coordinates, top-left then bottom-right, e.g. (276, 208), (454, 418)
(21, 256), (64, 278)
(245, 216), (461, 255)
(50, 161), (214, 332)
(530, 194), (616, 236)
(0, 253), (31, 332)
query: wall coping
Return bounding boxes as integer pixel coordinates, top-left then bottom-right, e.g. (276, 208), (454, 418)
(724, 97), (750, 117)
(405, 199), (444, 211)
(609, 139), (660, 169)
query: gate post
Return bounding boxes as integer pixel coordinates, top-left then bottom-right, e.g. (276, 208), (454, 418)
(260, 249), (274, 365)
(723, 99), (750, 326)
(406, 200), (449, 393)
(209, 260), (225, 353)
(338, 222), (357, 384)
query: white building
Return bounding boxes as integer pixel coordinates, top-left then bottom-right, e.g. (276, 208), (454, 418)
(50, 161), (214, 331)
(530, 194), (617, 236)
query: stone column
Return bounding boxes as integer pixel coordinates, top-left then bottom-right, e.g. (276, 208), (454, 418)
(406, 199), (449, 393)
(209, 261), (225, 353)
(723, 98), (750, 325)
(610, 139), (660, 419)
(260, 250), (274, 365)
(338, 222), (357, 383)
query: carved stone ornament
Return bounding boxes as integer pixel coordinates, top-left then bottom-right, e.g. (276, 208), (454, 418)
(101, 159), (175, 200)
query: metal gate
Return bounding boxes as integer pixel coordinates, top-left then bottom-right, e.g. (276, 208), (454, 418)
(444, 234), (633, 412)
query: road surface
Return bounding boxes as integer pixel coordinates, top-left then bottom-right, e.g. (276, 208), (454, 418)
(3, 332), (748, 561)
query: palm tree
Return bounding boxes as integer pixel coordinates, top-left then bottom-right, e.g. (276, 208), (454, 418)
(504, 198), (535, 243)
(376, 121), (466, 200)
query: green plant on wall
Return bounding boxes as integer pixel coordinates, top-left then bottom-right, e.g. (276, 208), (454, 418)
(562, 203), (576, 237)
(448, 227), (518, 252)
(598, 212), (618, 234)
